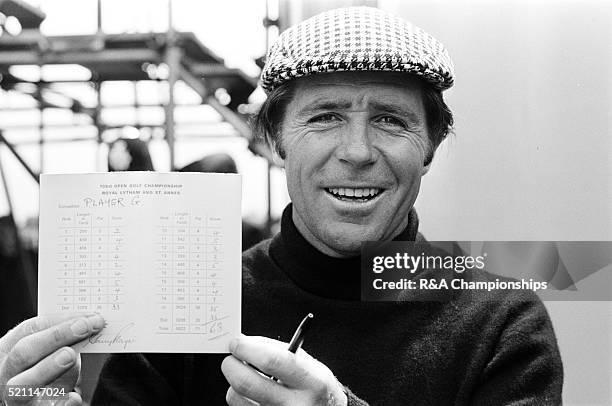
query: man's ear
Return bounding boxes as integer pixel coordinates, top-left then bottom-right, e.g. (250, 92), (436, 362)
(421, 161), (432, 176)
(421, 147), (436, 175)
(260, 134), (285, 167)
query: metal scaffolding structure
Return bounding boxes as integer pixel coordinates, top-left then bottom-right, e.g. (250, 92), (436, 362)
(0, 30), (270, 168)
(0, 0), (277, 309)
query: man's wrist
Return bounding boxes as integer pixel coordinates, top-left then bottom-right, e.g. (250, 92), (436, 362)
(328, 379), (348, 406)
(339, 386), (349, 406)
(342, 385), (370, 406)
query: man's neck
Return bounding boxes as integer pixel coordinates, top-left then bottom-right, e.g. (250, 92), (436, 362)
(290, 207), (410, 258)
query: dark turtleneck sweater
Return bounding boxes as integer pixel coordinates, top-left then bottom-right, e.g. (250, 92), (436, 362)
(93, 205), (563, 405)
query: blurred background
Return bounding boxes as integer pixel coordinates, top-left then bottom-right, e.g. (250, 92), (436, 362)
(0, 0), (610, 404)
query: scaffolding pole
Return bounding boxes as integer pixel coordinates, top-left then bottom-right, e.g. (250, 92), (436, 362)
(0, 131), (40, 183)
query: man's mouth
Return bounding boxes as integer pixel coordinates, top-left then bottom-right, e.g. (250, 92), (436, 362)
(324, 187), (383, 202)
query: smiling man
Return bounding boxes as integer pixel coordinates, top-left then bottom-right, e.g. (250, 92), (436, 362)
(0, 6), (562, 406)
(93, 7), (562, 405)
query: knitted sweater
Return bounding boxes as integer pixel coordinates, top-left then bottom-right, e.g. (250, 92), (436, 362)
(92, 206), (563, 405)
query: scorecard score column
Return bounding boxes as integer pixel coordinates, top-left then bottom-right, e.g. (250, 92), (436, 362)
(206, 216), (224, 335)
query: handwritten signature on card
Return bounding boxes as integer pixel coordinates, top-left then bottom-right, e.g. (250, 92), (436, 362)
(86, 322), (136, 350)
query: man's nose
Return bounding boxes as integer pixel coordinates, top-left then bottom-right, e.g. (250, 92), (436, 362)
(335, 120), (376, 167)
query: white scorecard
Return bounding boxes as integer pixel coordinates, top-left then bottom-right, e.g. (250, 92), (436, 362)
(38, 172), (242, 353)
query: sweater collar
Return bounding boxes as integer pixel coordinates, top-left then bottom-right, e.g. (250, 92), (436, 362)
(270, 204), (420, 300)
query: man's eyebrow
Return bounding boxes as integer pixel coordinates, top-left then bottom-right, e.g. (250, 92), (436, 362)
(299, 99), (353, 114)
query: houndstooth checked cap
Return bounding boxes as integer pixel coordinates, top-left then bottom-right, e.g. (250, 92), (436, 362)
(260, 6), (454, 94)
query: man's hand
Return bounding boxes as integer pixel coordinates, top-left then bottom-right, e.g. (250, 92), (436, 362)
(221, 335), (348, 406)
(0, 313), (105, 406)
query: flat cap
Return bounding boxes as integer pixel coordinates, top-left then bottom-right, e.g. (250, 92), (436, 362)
(260, 6), (454, 94)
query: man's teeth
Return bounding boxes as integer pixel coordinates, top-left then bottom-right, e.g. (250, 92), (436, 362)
(327, 188), (381, 198)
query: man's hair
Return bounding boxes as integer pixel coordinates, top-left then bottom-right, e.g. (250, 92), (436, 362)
(252, 76), (454, 166)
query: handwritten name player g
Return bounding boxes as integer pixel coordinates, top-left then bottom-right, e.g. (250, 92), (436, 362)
(83, 196), (142, 208)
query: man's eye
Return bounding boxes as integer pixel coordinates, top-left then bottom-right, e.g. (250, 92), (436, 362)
(376, 116), (406, 128)
(308, 113), (340, 124)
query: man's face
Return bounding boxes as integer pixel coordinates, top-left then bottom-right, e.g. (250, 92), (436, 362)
(280, 71), (432, 257)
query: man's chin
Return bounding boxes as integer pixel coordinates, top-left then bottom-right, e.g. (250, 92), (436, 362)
(321, 225), (382, 257)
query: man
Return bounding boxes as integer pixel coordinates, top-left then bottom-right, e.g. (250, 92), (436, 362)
(0, 7), (562, 406)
